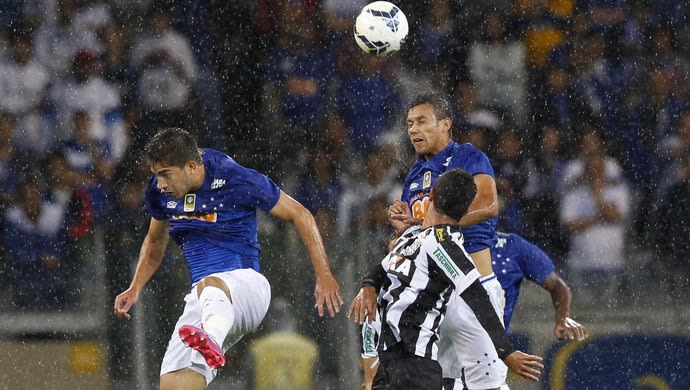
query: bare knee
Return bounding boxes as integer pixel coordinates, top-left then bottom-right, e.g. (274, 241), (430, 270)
(160, 368), (206, 390)
(195, 276), (232, 301)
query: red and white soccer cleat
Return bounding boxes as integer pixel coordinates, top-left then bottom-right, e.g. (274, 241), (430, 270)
(179, 325), (226, 369)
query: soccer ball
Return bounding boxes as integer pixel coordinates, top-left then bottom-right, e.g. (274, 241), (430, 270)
(354, 1), (408, 57)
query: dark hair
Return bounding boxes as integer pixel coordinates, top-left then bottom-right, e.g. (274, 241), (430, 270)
(407, 92), (453, 121)
(144, 127), (201, 167)
(433, 168), (476, 220)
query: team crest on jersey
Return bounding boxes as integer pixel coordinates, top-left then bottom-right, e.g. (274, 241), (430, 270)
(423, 171), (432, 189)
(184, 194), (196, 212)
(435, 227), (447, 241)
(166, 201), (177, 209)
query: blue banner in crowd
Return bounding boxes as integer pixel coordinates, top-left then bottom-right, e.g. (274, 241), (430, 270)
(542, 334), (690, 390)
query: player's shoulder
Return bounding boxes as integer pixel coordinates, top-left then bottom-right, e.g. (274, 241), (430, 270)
(145, 174), (161, 195)
(202, 148), (237, 167)
(453, 141), (484, 154)
(203, 148), (259, 178)
(422, 225), (464, 253)
(496, 231), (529, 249)
(452, 141), (486, 156)
(496, 231), (519, 242)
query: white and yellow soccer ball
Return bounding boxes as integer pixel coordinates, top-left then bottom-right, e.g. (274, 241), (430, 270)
(353, 1), (409, 57)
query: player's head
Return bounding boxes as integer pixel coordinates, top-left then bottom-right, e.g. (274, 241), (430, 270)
(406, 93), (453, 159)
(431, 168), (476, 220)
(145, 127), (203, 198)
(145, 127), (201, 167)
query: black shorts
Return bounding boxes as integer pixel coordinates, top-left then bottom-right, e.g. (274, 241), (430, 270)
(372, 347), (443, 390)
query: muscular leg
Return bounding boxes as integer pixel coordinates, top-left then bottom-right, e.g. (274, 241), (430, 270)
(178, 275), (235, 369)
(160, 368), (206, 390)
(195, 276), (235, 345)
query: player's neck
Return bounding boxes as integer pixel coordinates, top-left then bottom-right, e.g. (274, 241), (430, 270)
(422, 208), (457, 228)
(425, 139), (452, 160)
(191, 164), (206, 192)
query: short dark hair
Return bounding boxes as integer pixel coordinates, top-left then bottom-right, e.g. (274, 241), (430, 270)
(407, 93), (453, 121)
(144, 127), (201, 167)
(433, 168), (476, 220)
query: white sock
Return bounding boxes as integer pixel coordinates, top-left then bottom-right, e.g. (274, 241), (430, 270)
(199, 286), (234, 346)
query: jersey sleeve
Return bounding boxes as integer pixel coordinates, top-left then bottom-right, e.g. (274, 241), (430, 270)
(228, 163), (282, 212)
(451, 144), (495, 177)
(144, 176), (167, 220)
(514, 235), (556, 285)
(460, 280), (516, 360)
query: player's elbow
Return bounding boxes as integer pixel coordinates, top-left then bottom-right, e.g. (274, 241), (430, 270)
(486, 201), (499, 218)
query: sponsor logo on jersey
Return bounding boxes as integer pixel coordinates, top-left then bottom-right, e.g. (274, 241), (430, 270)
(433, 247), (459, 278)
(184, 194), (196, 212)
(211, 178), (226, 189)
(363, 324), (376, 354)
(410, 182), (419, 190)
(399, 238), (422, 257)
(496, 236), (507, 248)
(423, 171), (432, 189)
(166, 201), (177, 209)
(172, 212), (218, 223)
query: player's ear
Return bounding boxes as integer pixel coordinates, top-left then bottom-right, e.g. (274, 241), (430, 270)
(429, 187), (436, 202)
(440, 117), (452, 133)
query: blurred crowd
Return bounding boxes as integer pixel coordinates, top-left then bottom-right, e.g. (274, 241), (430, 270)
(1, 0), (690, 383)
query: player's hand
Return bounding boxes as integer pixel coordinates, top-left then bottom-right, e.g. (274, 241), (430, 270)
(387, 200), (420, 233)
(504, 350), (543, 382)
(113, 288), (140, 320)
(347, 285), (378, 324)
(555, 317), (588, 341)
(314, 272), (344, 318)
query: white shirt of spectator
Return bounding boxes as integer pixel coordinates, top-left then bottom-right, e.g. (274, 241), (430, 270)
(131, 29), (198, 110)
(560, 180), (631, 271)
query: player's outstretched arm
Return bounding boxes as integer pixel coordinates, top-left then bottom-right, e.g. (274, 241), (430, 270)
(459, 280), (545, 380)
(347, 285), (379, 324)
(504, 350), (544, 382)
(458, 173), (499, 227)
(269, 191), (343, 318)
(543, 272), (588, 341)
(114, 218), (169, 320)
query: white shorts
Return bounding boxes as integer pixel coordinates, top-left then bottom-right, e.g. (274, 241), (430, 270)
(438, 274), (507, 389)
(160, 269), (271, 384)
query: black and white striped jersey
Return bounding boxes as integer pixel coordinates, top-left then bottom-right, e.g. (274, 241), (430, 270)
(378, 224), (480, 360)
